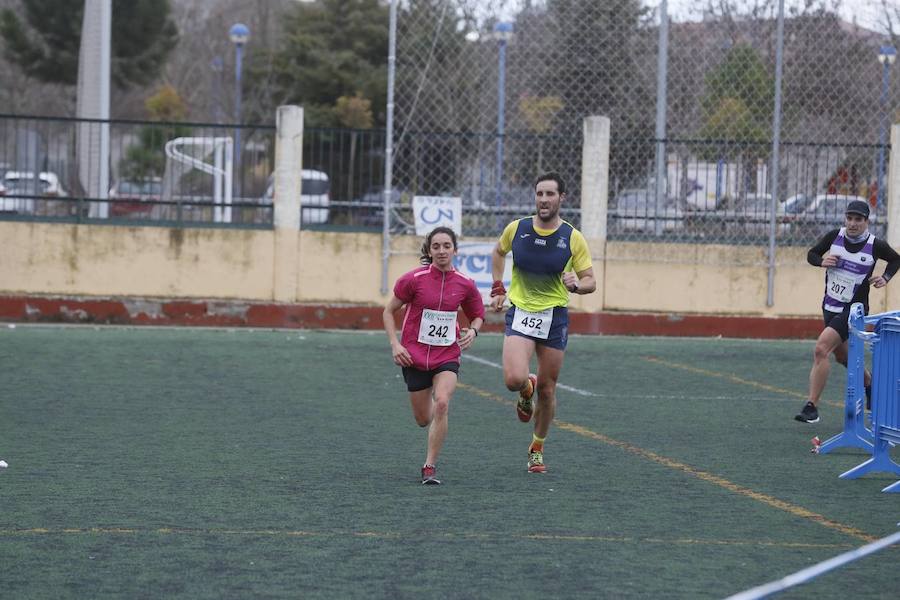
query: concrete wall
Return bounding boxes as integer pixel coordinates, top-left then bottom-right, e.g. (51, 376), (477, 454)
(4, 221), (897, 317)
(1, 222), (275, 300)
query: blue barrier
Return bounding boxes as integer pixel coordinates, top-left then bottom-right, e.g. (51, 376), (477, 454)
(838, 303), (900, 492)
(817, 303), (874, 454)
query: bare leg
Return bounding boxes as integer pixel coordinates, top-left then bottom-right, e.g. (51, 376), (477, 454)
(808, 327), (843, 405)
(533, 345), (565, 439)
(409, 388), (433, 428)
(833, 341), (871, 387)
(502, 335), (536, 393)
(424, 371), (457, 466)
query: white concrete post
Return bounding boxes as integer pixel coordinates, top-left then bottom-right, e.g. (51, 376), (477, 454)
(273, 105), (304, 302)
(580, 116), (609, 242)
(77, 0), (112, 219)
(274, 106), (304, 231)
(574, 115), (610, 313)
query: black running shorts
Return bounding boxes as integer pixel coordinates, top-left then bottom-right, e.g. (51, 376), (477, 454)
(401, 362), (459, 392)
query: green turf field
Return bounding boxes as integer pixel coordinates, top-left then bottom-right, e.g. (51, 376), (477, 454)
(1, 325), (898, 599)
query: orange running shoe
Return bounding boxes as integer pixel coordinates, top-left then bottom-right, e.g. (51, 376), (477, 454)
(516, 373), (537, 423)
(527, 448), (546, 473)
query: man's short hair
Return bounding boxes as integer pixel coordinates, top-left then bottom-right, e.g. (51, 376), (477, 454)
(845, 200), (870, 219)
(534, 172), (566, 194)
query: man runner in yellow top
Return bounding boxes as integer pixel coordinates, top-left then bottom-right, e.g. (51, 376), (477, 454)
(490, 172), (596, 473)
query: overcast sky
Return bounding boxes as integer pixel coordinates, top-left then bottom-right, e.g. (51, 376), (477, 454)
(487, 0), (899, 34)
(662, 0), (896, 33)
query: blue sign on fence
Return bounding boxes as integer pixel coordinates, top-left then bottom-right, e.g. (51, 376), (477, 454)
(453, 242), (512, 305)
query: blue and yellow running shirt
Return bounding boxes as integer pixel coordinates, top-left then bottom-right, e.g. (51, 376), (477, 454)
(498, 217), (593, 312)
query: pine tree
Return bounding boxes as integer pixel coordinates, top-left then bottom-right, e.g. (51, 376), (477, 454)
(0, 0), (178, 88)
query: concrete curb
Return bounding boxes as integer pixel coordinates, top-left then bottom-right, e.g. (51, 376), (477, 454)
(0, 295), (823, 339)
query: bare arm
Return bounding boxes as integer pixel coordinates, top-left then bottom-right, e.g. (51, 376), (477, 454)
(490, 243), (508, 312)
(382, 295), (413, 367)
(562, 266), (597, 294)
(458, 316), (484, 351)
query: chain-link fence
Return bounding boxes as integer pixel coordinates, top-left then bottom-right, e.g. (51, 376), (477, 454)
(389, 0), (900, 246)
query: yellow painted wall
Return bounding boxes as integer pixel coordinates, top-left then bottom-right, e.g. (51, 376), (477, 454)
(0, 222), (275, 300)
(1, 221), (897, 316)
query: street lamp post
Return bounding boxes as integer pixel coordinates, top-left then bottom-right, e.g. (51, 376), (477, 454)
(211, 56), (225, 123)
(494, 22), (513, 215)
(877, 44), (896, 210)
(229, 23), (250, 203)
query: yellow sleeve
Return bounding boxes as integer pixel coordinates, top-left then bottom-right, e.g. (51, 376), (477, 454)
(498, 220), (519, 254)
(570, 229), (593, 273)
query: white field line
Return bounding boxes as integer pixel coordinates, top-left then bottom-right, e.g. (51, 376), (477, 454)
(462, 353), (796, 403)
(724, 529), (900, 600)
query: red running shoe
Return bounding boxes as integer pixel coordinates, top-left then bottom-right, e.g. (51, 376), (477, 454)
(421, 464), (441, 485)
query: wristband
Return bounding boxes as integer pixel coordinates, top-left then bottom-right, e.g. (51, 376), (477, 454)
(473, 328), (479, 337)
(490, 280), (507, 297)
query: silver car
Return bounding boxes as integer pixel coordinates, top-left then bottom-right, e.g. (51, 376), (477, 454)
(609, 189), (686, 234)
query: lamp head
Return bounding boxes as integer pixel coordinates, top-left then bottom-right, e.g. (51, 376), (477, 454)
(229, 23), (250, 45)
(493, 21), (513, 42)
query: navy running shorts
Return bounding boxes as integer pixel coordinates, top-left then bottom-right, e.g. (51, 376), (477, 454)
(504, 305), (569, 350)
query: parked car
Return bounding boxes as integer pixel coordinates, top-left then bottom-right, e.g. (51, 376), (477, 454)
(262, 169), (330, 225)
(781, 193), (816, 216)
(108, 178), (162, 218)
(786, 194), (876, 238)
(0, 171), (68, 215)
(609, 189), (686, 234)
(711, 194), (795, 237)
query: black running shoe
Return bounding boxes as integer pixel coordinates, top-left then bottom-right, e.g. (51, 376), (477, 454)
(795, 401), (819, 424)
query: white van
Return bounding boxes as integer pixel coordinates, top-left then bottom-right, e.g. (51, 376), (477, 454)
(263, 169), (331, 225)
(1, 171), (68, 215)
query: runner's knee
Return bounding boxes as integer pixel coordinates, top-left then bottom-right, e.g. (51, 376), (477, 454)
(433, 396), (449, 417)
(504, 373), (527, 391)
(412, 403), (432, 427)
(813, 342), (832, 362)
